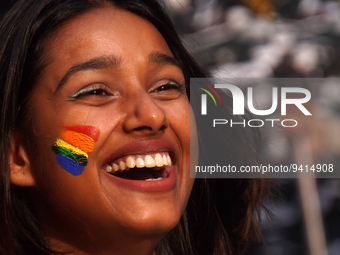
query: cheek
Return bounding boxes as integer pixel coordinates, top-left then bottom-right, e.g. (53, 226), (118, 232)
(27, 124), (106, 229)
(167, 99), (191, 146)
(52, 126), (100, 176)
(28, 97), (117, 175)
(190, 106), (198, 175)
(166, 98), (194, 201)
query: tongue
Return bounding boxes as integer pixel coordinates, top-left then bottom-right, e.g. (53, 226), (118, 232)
(113, 168), (162, 180)
(129, 172), (154, 180)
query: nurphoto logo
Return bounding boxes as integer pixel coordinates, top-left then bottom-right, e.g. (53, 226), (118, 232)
(198, 83), (312, 128)
(197, 82), (222, 115)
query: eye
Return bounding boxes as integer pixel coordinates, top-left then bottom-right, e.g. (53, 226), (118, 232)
(150, 80), (186, 100)
(153, 81), (184, 92)
(69, 84), (115, 99)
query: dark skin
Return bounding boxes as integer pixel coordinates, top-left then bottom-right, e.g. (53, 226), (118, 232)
(10, 7), (196, 255)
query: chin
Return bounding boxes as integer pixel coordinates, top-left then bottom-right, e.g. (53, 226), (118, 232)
(125, 218), (180, 237)
(111, 196), (184, 237)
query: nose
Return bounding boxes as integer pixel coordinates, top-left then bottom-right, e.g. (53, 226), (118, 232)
(122, 92), (169, 135)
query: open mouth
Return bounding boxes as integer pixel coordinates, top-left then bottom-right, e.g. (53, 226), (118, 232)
(104, 152), (172, 181)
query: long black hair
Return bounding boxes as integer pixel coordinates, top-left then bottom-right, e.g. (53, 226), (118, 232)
(0, 0), (270, 254)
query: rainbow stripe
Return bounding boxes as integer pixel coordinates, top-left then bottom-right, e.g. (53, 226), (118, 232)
(52, 126), (99, 176)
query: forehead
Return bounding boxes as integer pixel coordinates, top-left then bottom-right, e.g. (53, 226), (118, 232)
(42, 7), (173, 76)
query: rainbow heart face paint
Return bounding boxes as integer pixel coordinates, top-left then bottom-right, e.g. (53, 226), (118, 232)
(52, 126), (100, 175)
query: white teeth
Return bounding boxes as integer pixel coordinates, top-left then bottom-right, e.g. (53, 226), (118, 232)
(145, 155), (156, 168)
(145, 177), (163, 181)
(167, 155), (172, 166)
(119, 161), (126, 171)
(106, 153), (172, 173)
(112, 163), (119, 172)
(136, 157), (145, 168)
(105, 165), (112, 172)
(155, 153), (163, 167)
(163, 155), (168, 166)
(126, 156), (135, 168)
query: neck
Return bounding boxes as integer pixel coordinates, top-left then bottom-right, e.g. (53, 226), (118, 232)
(47, 230), (163, 255)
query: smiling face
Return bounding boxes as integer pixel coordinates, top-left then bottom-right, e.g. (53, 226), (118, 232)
(24, 6), (194, 254)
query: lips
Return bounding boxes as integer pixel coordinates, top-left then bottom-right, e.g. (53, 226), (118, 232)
(102, 139), (177, 191)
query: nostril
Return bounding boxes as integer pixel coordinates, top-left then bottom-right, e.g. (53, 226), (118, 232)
(133, 126), (152, 132)
(132, 124), (167, 133)
(160, 124), (167, 131)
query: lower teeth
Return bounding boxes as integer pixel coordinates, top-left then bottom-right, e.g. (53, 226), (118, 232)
(145, 177), (163, 181)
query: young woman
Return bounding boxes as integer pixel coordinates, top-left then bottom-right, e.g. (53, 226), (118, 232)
(0, 0), (269, 254)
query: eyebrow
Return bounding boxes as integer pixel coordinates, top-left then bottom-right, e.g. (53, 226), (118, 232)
(56, 55), (121, 92)
(149, 53), (181, 69)
(56, 53), (181, 92)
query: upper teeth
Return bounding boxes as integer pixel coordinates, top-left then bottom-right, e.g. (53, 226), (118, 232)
(104, 152), (172, 173)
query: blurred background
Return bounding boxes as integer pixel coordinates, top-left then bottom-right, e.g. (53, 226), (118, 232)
(1, 0), (340, 254)
(163, 0), (340, 255)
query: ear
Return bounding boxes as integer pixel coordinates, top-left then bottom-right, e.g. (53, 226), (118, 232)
(9, 131), (35, 187)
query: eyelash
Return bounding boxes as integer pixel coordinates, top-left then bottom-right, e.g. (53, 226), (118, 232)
(69, 85), (112, 99)
(153, 81), (185, 93)
(69, 80), (185, 99)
